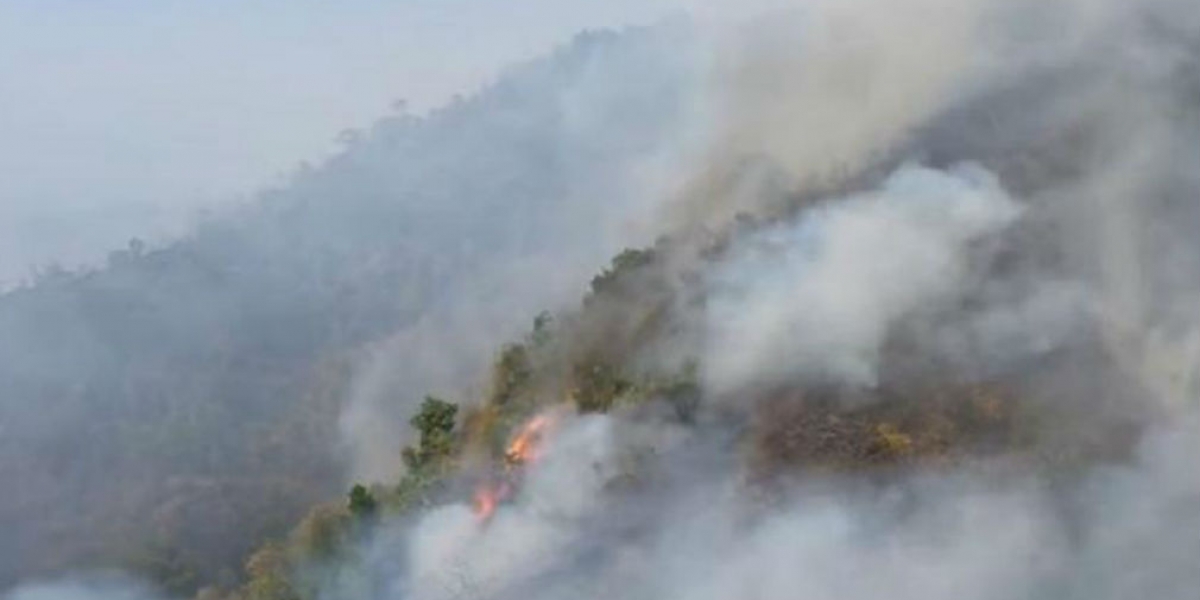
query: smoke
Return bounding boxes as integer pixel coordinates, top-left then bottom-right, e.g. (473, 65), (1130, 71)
(403, 416), (620, 600)
(704, 163), (1021, 392)
(334, 25), (707, 482)
(323, 1), (1200, 599)
(2, 578), (160, 600)
(337, 409), (1197, 600)
(663, 0), (1001, 228)
(0, 8), (707, 588)
(8, 0), (1200, 597)
(0, 0), (699, 285)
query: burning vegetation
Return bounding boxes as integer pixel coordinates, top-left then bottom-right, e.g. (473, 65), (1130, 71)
(186, 3), (1200, 599)
(472, 413), (558, 523)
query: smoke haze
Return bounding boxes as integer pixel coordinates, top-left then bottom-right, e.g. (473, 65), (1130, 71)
(340, 1), (1200, 598)
(4, 0), (1200, 598)
(0, 0), (695, 285)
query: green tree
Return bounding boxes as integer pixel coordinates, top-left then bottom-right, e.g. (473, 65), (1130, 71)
(588, 247), (655, 298)
(347, 485), (377, 519)
(401, 396), (459, 471)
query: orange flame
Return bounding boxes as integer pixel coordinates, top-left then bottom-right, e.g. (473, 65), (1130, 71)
(505, 415), (553, 466)
(472, 480), (511, 523)
(471, 413), (558, 524)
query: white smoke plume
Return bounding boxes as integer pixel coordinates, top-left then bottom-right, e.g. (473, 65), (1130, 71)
(11, 0), (1200, 598)
(338, 410), (1198, 600)
(662, 0), (1003, 228)
(703, 163), (1021, 392)
(325, 0), (1200, 599)
(402, 416), (620, 600)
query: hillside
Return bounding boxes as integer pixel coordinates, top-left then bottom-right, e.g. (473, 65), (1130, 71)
(198, 6), (1200, 594)
(0, 27), (695, 592)
(6, 2), (1200, 600)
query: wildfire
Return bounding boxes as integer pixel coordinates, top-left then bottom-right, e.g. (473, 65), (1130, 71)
(471, 413), (558, 523)
(472, 480), (511, 523)
(505, 415), (552, 466)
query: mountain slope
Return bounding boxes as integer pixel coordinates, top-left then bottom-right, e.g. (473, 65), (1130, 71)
(0, 26), (695, 592)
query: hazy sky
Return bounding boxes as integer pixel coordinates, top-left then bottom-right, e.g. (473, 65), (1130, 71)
(0, 0), (694, 286)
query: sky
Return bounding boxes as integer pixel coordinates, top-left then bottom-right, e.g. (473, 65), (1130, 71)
(0, 0), (694, 286)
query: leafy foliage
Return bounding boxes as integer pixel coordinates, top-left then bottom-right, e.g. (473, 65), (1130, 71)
(401, 396), (460, 473)
(346, 485), (377, 520)
(587, 248), (657, 301)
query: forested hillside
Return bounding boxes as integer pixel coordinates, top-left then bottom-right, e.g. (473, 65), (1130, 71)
(0, 27), (694, 592)
(6, 2), (1200, 599)
(183, 3), (1200, 597)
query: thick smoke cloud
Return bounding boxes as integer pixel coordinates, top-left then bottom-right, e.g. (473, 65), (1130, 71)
(8, 0), (1200, 597)
(343, 411), (1197, 600)
(704, 164), (1021, 392)
(0, 13), (703, 588)
(402, 416), (622, 600)
(327, 0), (1200, 599)
(663, 0), (999, 228)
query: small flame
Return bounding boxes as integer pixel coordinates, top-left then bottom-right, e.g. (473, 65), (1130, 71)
(471, 413), (558, 524)
(472, 480), (511, 523)
(505, 415), (553, 466)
